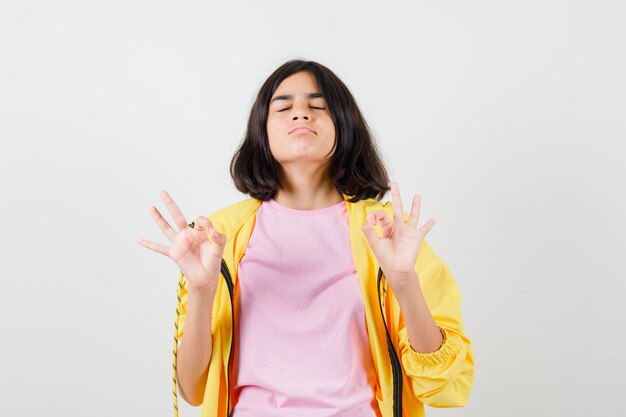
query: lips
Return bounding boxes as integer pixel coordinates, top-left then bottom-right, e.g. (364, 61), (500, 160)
(289, 126), (315, 134)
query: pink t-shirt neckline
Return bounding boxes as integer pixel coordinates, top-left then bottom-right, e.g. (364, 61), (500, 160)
(267, 198), (346, 216)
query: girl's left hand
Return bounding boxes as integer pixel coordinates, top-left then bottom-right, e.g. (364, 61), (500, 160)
(362, 182), (436, 288)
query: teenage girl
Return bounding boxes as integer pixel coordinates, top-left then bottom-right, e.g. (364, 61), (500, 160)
(138, 59), (474, 417)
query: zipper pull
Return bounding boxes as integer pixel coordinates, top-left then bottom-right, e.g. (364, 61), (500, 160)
(382, 281), (387, 308)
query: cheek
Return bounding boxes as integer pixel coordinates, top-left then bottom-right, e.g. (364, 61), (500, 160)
(323, 119), (336, 141)
(266, 116), (284, 138)
(265, 119), (282, 156)
(265, 119), (278, 142)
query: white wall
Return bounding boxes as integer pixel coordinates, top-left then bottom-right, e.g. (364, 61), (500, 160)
(1, 1), (624, 416)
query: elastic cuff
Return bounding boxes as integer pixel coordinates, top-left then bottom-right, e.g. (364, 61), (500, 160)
(402, 326), (455, 367)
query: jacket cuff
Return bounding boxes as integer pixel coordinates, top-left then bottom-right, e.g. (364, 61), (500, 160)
(402, 326), (456, 367)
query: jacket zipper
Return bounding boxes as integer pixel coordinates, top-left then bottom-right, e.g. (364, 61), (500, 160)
(220, 261), (401, 417)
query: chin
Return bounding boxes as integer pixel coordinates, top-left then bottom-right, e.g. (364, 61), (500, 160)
(276, 154), (331, 166)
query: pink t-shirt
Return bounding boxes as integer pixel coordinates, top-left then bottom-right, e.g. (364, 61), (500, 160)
(231, 198), (381, 417)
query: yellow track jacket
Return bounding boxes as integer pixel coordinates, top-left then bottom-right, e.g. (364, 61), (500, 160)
(172, 195), (474, 417)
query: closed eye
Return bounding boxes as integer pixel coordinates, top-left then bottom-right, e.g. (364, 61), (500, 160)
(278, 106), (325, 112)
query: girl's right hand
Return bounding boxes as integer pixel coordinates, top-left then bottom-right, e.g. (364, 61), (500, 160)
(137, 190), (227, 292)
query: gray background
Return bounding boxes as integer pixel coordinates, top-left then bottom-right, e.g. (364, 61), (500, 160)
(1, 1), (624, 416)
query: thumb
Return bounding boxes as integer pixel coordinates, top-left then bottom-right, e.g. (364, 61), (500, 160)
(195, 216), (226, 247)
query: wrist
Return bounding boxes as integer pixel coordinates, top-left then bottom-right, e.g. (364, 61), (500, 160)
(187, 282), (218, 297)
(385, 270), (419, 288)
(392, 275), (422, 304)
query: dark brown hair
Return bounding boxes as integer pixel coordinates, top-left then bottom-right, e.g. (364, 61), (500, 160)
(230, 59), (390, 202)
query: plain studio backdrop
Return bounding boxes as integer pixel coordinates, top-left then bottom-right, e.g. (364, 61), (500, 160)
(1, 1), (624, 416)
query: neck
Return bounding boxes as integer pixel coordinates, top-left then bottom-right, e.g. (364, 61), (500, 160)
(274, 164), (343, 210)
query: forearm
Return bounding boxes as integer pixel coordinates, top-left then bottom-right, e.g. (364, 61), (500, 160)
(177, 284), (217, 406)
(393, 272), (443, 353)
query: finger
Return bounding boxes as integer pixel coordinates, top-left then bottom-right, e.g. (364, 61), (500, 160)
(195, 216), (227, 247)
(361, 213), (381, 246)
(149, 205), (177, 242)
(407, 195), (421, 229)
(160, 190), (189, 231)
(370, 210), (394, 235)
(137, 238), (170, 256)
(370, 210), (392, 226)
(390, 181), (404, 224)
(418, 218), (436, 237)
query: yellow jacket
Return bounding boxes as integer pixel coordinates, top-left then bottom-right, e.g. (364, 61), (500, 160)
(172, 195), (474, 417)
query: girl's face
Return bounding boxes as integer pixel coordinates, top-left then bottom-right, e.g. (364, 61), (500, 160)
(266, 71), (336, 169)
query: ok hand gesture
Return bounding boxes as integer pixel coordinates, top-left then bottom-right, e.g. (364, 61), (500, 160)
(137, 190), (226, 292)
(361, 182), (436, 289)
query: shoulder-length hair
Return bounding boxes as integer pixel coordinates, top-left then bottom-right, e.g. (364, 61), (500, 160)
(230, 59), (390, 202)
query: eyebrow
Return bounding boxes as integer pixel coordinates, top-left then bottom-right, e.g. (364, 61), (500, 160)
(270, 92), (324, 104)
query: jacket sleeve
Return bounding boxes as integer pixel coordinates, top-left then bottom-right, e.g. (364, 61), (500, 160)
(395, 239), (474, 407)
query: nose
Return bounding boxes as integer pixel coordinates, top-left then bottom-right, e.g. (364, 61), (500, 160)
(290, 101), (310, 120)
